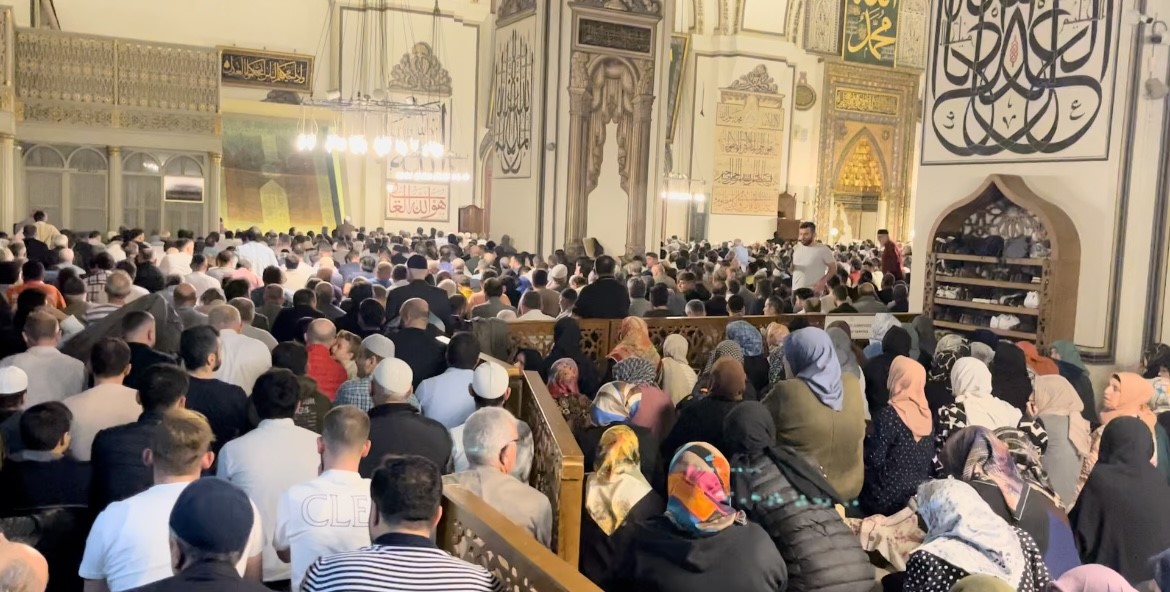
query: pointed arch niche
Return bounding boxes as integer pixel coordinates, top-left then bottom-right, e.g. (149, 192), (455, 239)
(924, 175), (1081, 346)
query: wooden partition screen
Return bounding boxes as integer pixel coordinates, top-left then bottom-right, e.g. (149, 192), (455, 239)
(439, 486), (602, 592)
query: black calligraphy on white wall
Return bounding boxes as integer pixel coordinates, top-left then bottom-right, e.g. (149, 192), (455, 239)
(924, 0), (1118, 164)
(494, 29), (534, 178)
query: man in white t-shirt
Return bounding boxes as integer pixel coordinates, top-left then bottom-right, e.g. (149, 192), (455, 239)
(79, 409), (263, 591)
(274, 406), (373, 591)
(790, 221), (837, 293)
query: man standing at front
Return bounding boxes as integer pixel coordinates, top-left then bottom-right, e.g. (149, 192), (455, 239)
(877, 229), (904, 282)
(790, 222), (836, 293)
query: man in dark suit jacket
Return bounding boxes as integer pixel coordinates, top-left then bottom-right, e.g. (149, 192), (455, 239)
(385, 255), (451, 333)
(0, 402), (91, 513)
(271, 288), (324, 343)
(20, 225), (52, 268)
(388, 298), (447, 389)
(122, 311), (179, 392)
(574, 255), (630, 319)
(90, 364), (188, 511)
(359, 357), (451, 477)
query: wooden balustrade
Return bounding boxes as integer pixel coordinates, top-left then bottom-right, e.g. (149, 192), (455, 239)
(439, 485), (602, 592)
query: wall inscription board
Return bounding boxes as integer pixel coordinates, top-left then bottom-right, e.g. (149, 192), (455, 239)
(387, 183), (450, 222)
(841, 0), (899, 67)
(220, 47), (313, 92)
(711, 66), (785, 216)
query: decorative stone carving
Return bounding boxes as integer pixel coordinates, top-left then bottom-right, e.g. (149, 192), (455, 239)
(15, 30), (116, 104)
(497, 0), (536, 23)
(118, 42), (218, 112)
(803, 0), (840, 55)
(727, 64), (778, 94)
(569, 52), (591, 90)
(0, 7), (10, 88)
(389, 42), (452, 96)
(19, 101), (115, 128)
(794, 72), (816, 111)
(574, 0), (662, 16)
(119, 109), (219, 135)
(576, 18), (654, 55)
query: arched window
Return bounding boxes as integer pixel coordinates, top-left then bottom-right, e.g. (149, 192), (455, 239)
(20, 145), (109, 232)
(123, 152), (162, 234)
(162, 156), (206, 236)
(22, 145), (66, 229)
(68, 148), (109, 230)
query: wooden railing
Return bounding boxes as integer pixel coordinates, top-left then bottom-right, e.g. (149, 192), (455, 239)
(487, 313), (920, 373)
(439, 485), (602, 592)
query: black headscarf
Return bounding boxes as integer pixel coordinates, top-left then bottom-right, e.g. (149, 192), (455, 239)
(1070, 417), (1170, 583)
(971, 329), (1000, 350)
(862, 326), (912, 413)
(882, 326), (912, 357)
(723, 401), (841, 507)
(514, 348), (545, 375)
(541, 317), (600, 396)
(991, 342), (1032, 412)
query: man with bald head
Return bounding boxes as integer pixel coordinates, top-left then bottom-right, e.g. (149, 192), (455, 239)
(389, 298), (447, 389)
(173, 283), (208, 330)
(210, 304), (272, 393)
(0, 534), (48, 592)
(228, 298), (278, 351)
(304, 319), (347, 400)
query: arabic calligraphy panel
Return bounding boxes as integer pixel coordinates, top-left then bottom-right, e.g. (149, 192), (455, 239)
(841, 0), (899, 67)
(493, 25), (535, 179)
(387, 183), (450, 222)
(220, 48), (314, 93)
(710, 77), (786, 216)
(923, 0), (1119, 164)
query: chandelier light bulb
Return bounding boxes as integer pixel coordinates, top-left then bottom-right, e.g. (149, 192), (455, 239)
(373, 136), (392, 157)
(324, 133), (346, 153)
(348, 135), (369, 155)
(395, 140), (409, 157)
(295, 133), (317, 152)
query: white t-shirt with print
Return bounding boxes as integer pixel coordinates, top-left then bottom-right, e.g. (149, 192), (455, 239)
(274, 470), (373, 591)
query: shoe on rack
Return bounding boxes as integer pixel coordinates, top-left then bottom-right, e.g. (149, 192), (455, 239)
(990, 315), (1001, 329)
(999, 315), (1021, 331)
(1024, 292), (1039, 309)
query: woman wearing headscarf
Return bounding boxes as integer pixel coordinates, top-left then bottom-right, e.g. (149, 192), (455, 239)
(902, 322), (922, 362)
(659, 334), (697, 405)
(865, 313), (901, 360)
(513, 348), (545, 373)
(542, 316), (600, 395)
(580, 425), (665, 589)
(914, 316), (938, 368)
(606, 316), (660, 381)
(940, 426), (1078, 578)
(1078, 372), (1170, 491)
(993, 426), (1061, 505)
(546, 358), (593, 434)
(686, 340), (758, 402)
(905, 479), (1052, 592)
(1070, 417), (1170, 584)
(611, 442), (787, 592)
(1047, 341), (1099, 425)
(1141, 343), (1170, 379)
(926, 344), (971, 417)
(724, 402), (874, 592)
(765, 322), (790, 387)
(863, 325), (912, 416)
(860, 356), (935, 516)
(1052, 565), (1138, 592)
(764, 327), (866, 500)
(727, 320), (769, 394)
(576, 381), (663, 490)
(827, 325), (868, 413)
(991, 342), (1034, 412)
(937, 358), (1048, 459)
(1029, 375), (1090, 505)
(662, 357), (746, 460)
(615, 357), (676, 443)
(1017, 342), (1060, 377)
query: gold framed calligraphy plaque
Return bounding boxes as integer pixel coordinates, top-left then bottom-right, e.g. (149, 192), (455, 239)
(386, 183), (450, 222)
(220, 47), (314, 93)
(841, 0), (899, 67)
(710, 86), (786, 216)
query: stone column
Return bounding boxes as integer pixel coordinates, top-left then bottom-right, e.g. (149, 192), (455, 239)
(564, 52), (593, 258)
(207, 152), (222, 235)
(0, 133), (14, 231)
(625, 62), (656, 258)
(107, 146), (122, 232)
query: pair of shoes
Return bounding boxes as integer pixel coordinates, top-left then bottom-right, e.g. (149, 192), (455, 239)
(1023, 292), (1039, 309)
(991, 315), (1021, 330)
(936, 286), (960, 299)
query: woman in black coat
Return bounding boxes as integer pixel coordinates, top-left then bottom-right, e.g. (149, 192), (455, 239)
(723, 401), (874, 592)
(540, 316), (600, 396)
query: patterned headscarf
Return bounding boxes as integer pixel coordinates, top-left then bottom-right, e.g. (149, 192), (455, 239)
(703, 340), (744, 375)
(547, 358), (581, 399)
(929, 345), (971, 390)
(726, 321), (764, 357)
(940, 426), (1027, 515)
(614, 357), (657, 387)
(586, 425), (653, 535)
(915, 480), (1026, 586)
(766, 323), (789, 386)
(936, 334), (969, 356)
(591, 381), (643, 426)
(784, 327), (844, 411)
(1101, 372), (1157, 431)
(993, 426), (1060, 506)
(609, 316), (660, 366)
(665, 441), (743, 536)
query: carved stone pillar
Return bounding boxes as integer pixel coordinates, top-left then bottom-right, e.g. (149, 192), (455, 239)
(626, 85), (655, 257)
(207, 152), (222, 236)
(107, 146), (122, 232)
(0, 133), (14, 231)
(564, 52), (593, 258)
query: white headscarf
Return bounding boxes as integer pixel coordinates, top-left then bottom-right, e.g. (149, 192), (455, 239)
(660, 334), (698, 405)
(950, 357), (1022, 429)
(916, 479), (1026, 587)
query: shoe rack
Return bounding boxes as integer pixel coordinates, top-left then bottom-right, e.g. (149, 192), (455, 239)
(923, 175), (1081, 348)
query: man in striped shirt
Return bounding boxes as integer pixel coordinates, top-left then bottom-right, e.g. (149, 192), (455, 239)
(300, 456), (501, 592)
(85, 270), (133, 324)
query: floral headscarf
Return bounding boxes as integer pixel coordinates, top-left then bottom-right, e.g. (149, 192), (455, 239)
(936, 334), (969, 356)
(940, 425), (1027, 515)
(994, 426), (1060, 505)
(586, 425), (653, 535)
(915, 479), (1026, 585)
(726, 320), (764, 357)
(591, 381), (643, 426)
(614, 357), (658, 387)
(665, 441), (743, 536)
(766, 323), (789, 386)
(547, 358), (581, 399)
(609, 316), (660, 366)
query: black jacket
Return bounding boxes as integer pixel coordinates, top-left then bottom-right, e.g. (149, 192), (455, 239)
(389, 327), (447, 388)
(127, 560), (270, 592)
(384, 280), (452, 333)
(125, 343), (178, 392)
(661, 397), (741, 461)
(23, 238), (52, 268)
(574, 276), (631, 319)
(134, 262), (165, 292)
(271, 305), (324, 343)
(580, 492), (664, 590)
(611, 515), (787, 592)
(185, 377), (253, 461)
(359, 403), (452, 477)
(90, 410), (165, 511)
(0, 456), (91, 515)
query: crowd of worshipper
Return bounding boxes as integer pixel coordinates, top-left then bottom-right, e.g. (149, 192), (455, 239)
(1, 211), (1170, 592)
